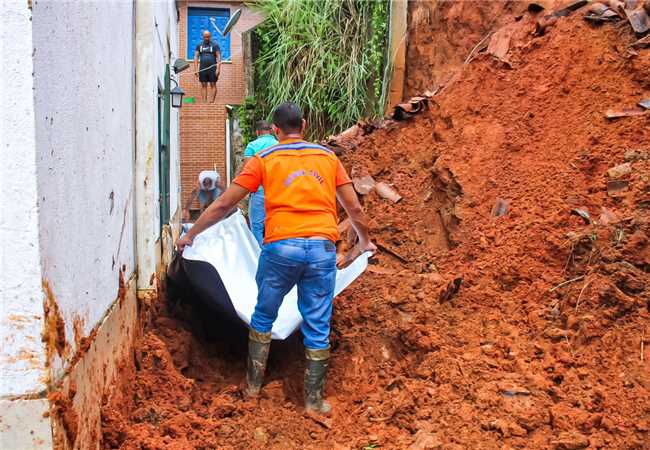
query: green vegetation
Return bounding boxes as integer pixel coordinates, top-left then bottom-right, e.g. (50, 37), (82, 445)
(236, 96), (259, 146)
(241, 0), (389, 143)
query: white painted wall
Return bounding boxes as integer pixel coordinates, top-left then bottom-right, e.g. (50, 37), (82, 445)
(1, 0), (181, 401)
(0, 1), (49, 398)
(154, 0), (182, 219)
(135, 0), (159, 290)
(135, 0), (180, 290)
(2, 2), (181, 444)
(31, 0), (136, 379)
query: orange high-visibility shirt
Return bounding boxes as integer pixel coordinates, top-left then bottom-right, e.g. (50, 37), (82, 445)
(233, 139), (352, 243)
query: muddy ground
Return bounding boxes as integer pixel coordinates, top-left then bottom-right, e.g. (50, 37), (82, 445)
(101, 10), (649, 450)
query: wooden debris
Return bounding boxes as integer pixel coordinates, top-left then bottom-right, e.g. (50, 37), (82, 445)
(376, 242), (410, 263)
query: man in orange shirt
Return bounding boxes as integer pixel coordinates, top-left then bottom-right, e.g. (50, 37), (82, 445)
(177, 102), (375, 415)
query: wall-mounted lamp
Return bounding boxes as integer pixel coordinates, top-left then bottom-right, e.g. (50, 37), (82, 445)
(170, 84), (185, 108)
(169, 59), (186, 109)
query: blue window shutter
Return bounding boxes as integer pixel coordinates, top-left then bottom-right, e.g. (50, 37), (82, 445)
(187, 8), (231, 61)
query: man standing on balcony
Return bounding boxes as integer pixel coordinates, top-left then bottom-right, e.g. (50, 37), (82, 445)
(176, 102), (376, 416)
(244, 120), (278, 246)
(194, 30), (221, 103)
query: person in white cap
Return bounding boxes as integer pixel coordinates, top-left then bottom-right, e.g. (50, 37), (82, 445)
(183, 170), (225, 221)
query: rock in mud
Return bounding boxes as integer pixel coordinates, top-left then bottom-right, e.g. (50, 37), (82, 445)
(253, 426), (269, 444)
(408, 430), (443, 450)
(551, 431), (590, 449)
(544, 327), (572, 341)
(606, 162), (632, 178)
(497, 381), (531, 396)
(482, 418), (528, 437)
(624, 149), (649, 162)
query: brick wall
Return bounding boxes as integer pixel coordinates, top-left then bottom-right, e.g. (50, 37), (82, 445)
(178, 1), (262, 210)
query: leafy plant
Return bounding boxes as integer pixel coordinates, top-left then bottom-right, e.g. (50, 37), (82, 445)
(247, 0), (389, 141)
(237, 96), (260, 145)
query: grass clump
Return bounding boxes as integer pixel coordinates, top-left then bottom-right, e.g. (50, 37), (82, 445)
(246, 0), (388, 142)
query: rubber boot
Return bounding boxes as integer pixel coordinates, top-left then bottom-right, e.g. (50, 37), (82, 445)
(304, 347), (332, 415)
(245, 328), (272, 397)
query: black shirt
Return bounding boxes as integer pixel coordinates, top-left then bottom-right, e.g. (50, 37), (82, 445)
(196, 41), (220, 69)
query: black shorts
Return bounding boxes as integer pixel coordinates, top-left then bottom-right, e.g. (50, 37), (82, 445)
(199, 67), (218, 83)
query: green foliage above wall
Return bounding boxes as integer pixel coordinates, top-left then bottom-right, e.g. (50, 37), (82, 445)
(242, 0), (388, 143)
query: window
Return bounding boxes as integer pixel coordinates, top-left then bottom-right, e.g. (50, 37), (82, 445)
(187, 7), (231, 61)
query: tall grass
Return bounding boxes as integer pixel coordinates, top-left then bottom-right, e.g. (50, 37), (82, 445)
(250, 0), (388, 141)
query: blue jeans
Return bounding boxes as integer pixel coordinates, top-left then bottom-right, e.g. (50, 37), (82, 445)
(198, 188), (220, 208)
(250, 238), (337, 349)
(249, 191), (265, 247)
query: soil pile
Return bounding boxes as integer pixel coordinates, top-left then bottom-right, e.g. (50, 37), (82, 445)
(101, 12), (649, 450)
(406, 0), (521, 96)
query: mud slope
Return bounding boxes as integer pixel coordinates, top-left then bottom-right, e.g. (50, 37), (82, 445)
(406, 0), (522, 96)
(405, 0), (580, 97)
(102, 15), (649, 450)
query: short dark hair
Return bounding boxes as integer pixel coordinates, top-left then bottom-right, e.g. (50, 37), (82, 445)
(272, 102), (303, 134)
(255, 120), (272, 132)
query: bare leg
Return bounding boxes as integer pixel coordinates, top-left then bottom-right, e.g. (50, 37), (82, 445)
(201, 82), (207, 102)
(210, 82), (217, 103)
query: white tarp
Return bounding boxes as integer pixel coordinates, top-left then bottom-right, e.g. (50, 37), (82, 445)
(182, 210), (368, 339)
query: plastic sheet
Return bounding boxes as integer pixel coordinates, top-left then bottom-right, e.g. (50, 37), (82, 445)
(182, 210), (368, 339)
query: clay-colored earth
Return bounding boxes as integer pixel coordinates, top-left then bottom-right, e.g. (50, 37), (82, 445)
(101, 5), (650, 450)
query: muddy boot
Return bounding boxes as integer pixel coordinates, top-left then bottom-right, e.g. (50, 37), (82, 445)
(245, 329), (272, 397)
(304, 347), (331, 415)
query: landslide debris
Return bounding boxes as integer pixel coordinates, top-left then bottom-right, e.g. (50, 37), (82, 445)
(101, 11), (649, 450)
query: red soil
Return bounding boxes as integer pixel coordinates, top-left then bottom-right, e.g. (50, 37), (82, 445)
(405, 0), (524, 96)
(42, 280), (69, 363)
(101, 12), (649, 450)
(49, 386), (79, 446)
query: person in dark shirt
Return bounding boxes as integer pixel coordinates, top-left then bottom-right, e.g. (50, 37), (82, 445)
(194, 30), (221, 103)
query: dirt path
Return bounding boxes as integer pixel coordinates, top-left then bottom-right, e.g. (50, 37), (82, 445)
(101, 14), (649, 450)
